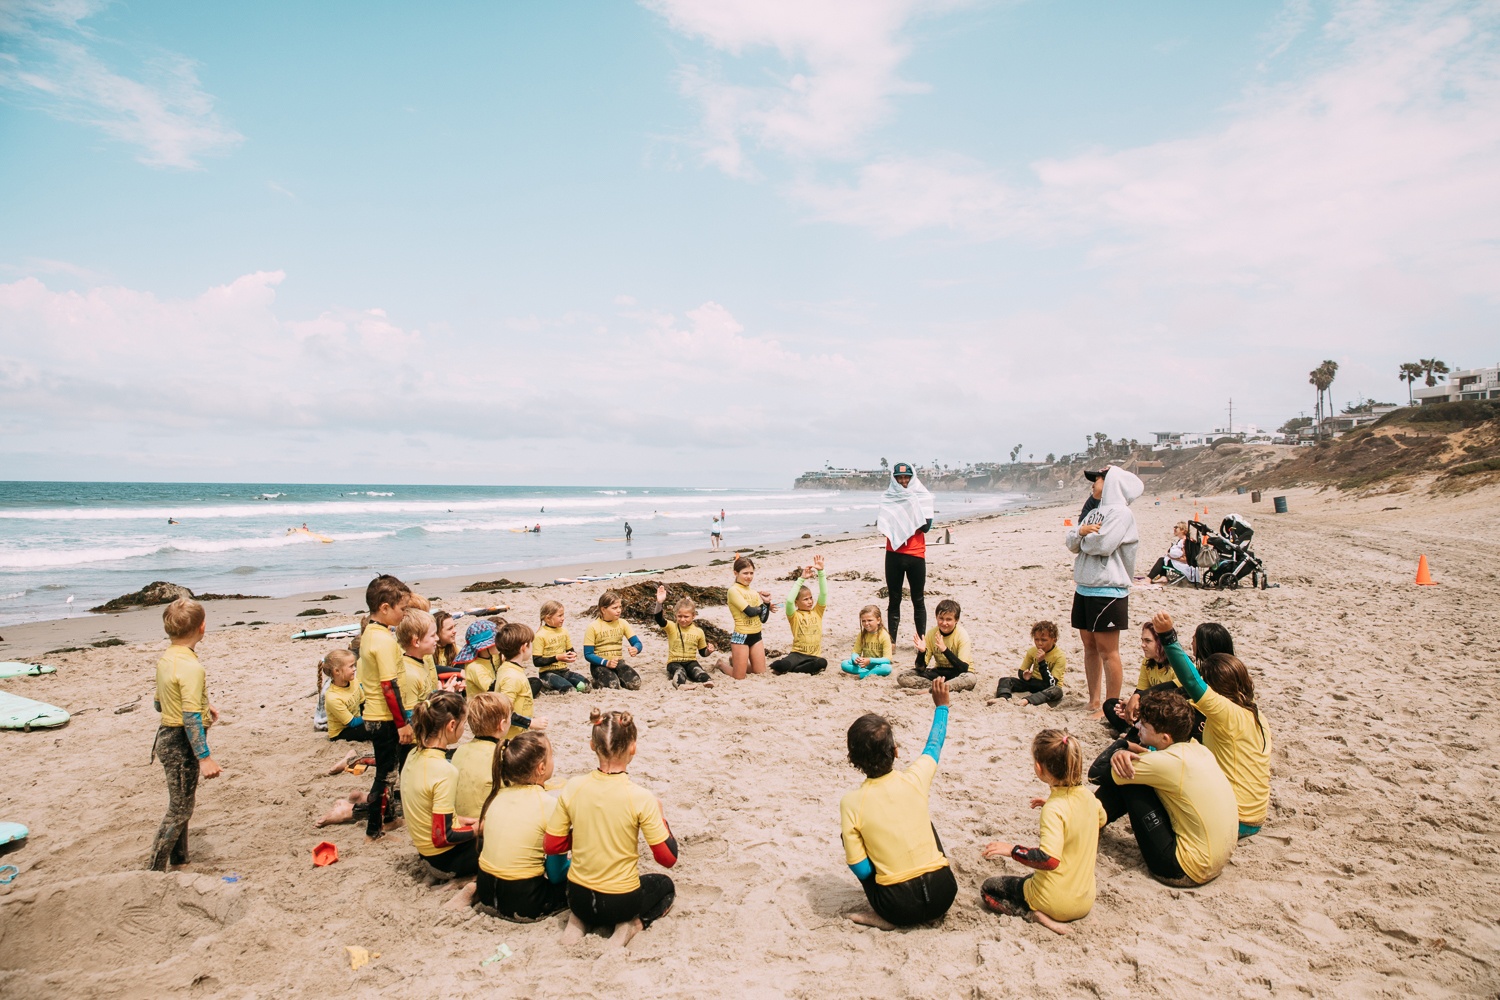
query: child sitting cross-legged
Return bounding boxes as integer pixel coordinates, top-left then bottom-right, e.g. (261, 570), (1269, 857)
(652, 585), (717, 687)
(841, 604), (893, 678)
(534, 601), (590, 694)
(771, 555), (829, 675)
(992, 620), (1066, 707)
(841, 678), (959, 929)
(980, 729), (1106, 935)
(897, 599), (977, 692)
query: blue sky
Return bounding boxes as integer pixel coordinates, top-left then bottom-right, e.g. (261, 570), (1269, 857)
(2, 0), (1497, 486)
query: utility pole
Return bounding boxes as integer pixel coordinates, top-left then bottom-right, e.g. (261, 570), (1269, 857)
(1227, 397), (1233, 434)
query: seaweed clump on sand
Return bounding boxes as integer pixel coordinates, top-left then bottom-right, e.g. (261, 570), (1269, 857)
(587, 581), (734, 649)
(462, 578), (532, 593)
(90, 581), (268, 613)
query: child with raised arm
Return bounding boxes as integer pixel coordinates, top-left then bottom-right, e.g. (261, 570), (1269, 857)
(993, 620), (1066, 706)
(148, 598), (221, 871)
(1095, 690), (1238, 886)
(841, 678), (958, 929)
(401, 691), (479, 878)
(546, 709), (679, 948)
(841, 604), (894, 678)
(1150, 612), (1272, 837)
(772, 555), (828, 675)
(980, 730), (1106, 935)
(355, 574), (413, 840)
(653, 585), (716, 687)
(725, 556), (774, 679)
(452, 692), (512, 822)
(534, 601), (589, 694)
(584, 591), (643, 691)
(474, 732), (571, 922)
(897, 598), (977, 692)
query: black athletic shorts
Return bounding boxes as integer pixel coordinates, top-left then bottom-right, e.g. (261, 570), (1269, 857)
(1071, 591), (1128, 633)
(861, 865), (958, 927)
(475, 870), (569, 922)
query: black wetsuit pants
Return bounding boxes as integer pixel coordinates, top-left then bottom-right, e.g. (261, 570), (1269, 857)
(1093, 774), (1187, 882)
(567, 874), (675, 929)
(884, 550), (927, 644)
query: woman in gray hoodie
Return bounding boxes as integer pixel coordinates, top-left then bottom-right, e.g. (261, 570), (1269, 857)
(1064, 466), (1144, 719)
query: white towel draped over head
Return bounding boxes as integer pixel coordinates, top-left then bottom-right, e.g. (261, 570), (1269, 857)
(877, 472), (934, 550)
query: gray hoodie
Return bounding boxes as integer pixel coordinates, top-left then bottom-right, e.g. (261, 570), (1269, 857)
(1064, 466), (1144, 592)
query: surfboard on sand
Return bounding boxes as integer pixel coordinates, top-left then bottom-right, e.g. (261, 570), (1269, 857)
(292, 623), (362, 640)
(0, 691), (69, 730)
(0, 821), (26, 846)
(0, 662), (56, 679)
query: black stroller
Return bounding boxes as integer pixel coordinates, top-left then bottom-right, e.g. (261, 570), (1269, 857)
(1188, 514), (1268, 590)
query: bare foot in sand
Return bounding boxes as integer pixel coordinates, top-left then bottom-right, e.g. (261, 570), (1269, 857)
(326, 749), (364, 776)
(608, 917), (644, 948)
(848, 909), (897, 931)
(443, 881), (477, 911)
(561, 912), (587, 944)
(1032, 911), (1072, 936)
(316, 800), (354, 827)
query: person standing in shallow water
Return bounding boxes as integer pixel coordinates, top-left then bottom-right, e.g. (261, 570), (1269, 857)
(878, 462), (934, 645)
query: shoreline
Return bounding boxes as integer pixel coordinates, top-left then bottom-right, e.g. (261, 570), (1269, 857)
(0, 499), (1063, 660)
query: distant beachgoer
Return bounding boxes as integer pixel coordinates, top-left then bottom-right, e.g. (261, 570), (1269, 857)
(302, 522), (308, 530)
(624, 521), (633, 542)
(710, 516), (722, 550)
(1064, 467), (1143, 719)
(878, 462), (933, 647)
(167, 518), (179, 525)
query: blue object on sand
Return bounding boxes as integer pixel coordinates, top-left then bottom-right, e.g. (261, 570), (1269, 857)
(0, 822), (28, 846)
(0, 662), (56, 679)
(0, 691), (69, 730)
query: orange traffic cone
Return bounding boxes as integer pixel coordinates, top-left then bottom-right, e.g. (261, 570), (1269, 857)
(1063, 518), (1073, 527)
(1415, 555), (1436, 586)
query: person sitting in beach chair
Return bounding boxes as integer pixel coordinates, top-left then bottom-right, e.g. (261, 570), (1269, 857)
(1146, 522), (1197, 585)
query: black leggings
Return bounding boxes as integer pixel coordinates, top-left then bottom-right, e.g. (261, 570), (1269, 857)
(567, 874), (675, 929)
(330, 723), (369, 742)
(421, 839), (479, 877)
(1094, 776), (1186, 882)
(666, 660), (711, 684)
(476, 870), (569, 921)
(994, 673), (1062, 705)
(862, 865), (958, 927)
(770, 652), (827, 675)
(366, 721), (410, 838)
(884, 550), (926, 644)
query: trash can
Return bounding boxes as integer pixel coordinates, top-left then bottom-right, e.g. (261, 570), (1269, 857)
(1273, 496), (1289, 514)
(1236, 486), (1246, 495)
(1251, 490), (1262, 503)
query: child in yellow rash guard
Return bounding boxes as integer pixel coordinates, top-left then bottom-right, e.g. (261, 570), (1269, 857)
(401, 692), (479, 877)
(546, 709), (678, 945)
(148, 598), (221, 872)
(652, 586), (716, 687)
(994, 620), (1066, 706)
(324, 660), (366, 741)
(452, 692), (512, 819)
(981, 730), (1107, 933)
(1151, 613), (1271, 836)
(1101, 623), (1182, 737)
(493, 623), (542, 741)
(534, 602), (590, 694)
(771, 558), (828, 675)
(840, 678), (957, 929)
(583, 591), (643, 691)
(896, 598), (976, 692)
(842, 604), (894, 678)
(355, 574), (414, 840)
(474, 732), (571, 922)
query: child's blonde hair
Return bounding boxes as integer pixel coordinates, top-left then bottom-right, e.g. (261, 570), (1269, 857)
(395, 608), (435, 648)
(162, 597), (205, 639)
(858, 604), (883, 624)
(404, 593), (432, 611)
(674, 596), (697, 616)
(539, 600), (564, 622)
(466, 691), (512, 739)
(318, 648), (355, 680)
(1032, 729), (1083, 786)
(589, 707), (636, 760)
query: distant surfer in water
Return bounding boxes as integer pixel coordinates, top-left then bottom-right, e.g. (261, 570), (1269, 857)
(624, 521), (633, 543)
(167, 518), (179, 525)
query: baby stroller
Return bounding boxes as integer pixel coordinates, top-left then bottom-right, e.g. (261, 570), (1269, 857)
(1196, 514), (1268, 590)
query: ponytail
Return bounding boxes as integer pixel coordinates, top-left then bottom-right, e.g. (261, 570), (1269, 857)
(589, 707), (637, 761)
(411, 690), (465, 746)
(476, 731), (550, 841)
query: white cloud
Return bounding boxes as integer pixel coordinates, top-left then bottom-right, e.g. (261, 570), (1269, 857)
(643, 0), (955, 175)
(0, 0), (242, 168)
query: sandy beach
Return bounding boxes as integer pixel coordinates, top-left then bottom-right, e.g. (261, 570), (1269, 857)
(2, 483), (1498, 999)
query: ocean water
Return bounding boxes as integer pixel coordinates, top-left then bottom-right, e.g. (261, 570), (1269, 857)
(0, 482), (1024, 625)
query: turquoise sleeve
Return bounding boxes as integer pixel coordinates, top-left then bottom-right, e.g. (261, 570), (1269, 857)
(544, 853), (570, 883)
(922, 705), (950, 763)
(182, 711), (211, 760)
(1164, 640), (1208, 701)
(849, 858), (875, 881)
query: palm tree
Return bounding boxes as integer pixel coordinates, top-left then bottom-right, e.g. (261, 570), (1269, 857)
(879, 457), (888, 470)
(1398, 362), (1425, 404)
(1309, 360), (1338, 440)
(1419, 358), (1450, 387)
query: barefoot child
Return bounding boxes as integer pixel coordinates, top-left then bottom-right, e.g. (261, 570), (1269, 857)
(401, 691), (479, 877)
(356, 574), (413, 840)
(534, 601), (590, 694)
(1151, 612), (1272, 837)
(993, 621), (1065, 706)
(546, 709), (679, 947)
(320, 650), (366, 742)
(980, 730), (1106, 934)
(452, 692), (512, 821)
(725, 556), (774, 679)
(583, 591), (643, 691)
(840, 605), (893, 678)
(475, 732), (571, 922)
(148, 598), (222, 871)
(841, 678), (959, 929)
(653, 586), (716, 687)
(771, 556), (829, 675)
(897, 599), (976, 692)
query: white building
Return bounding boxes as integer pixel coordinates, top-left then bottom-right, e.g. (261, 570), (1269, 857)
(1413, 363), (1500, 404)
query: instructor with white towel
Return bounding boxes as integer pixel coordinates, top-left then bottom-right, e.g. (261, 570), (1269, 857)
(878, 462), (934, 647)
